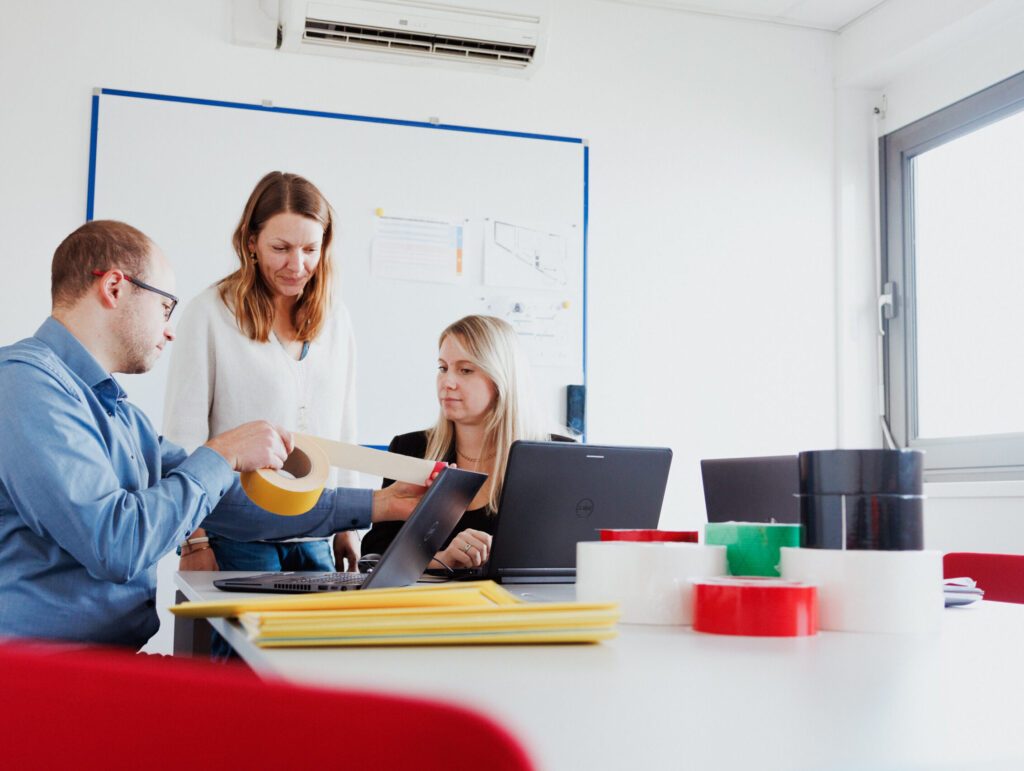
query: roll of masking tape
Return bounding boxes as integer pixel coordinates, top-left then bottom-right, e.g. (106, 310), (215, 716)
(241, 433), (443, 516)
(599, 529), (699, 543)
(704, 522), (801, 577)
(692, 577), (818, 637)
(576, 541), (727, 625)
(779, 546), (943, 634)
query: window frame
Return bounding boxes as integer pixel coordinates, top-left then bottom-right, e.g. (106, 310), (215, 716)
(881, 69), (1024, 481)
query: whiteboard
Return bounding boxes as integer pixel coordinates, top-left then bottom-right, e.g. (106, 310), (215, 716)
(89, 89), (587, 446)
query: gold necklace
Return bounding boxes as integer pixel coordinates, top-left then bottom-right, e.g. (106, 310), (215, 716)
(456, 448), (495, 463)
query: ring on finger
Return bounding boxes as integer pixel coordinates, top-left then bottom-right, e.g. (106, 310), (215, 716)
(462, 542), (473, 553)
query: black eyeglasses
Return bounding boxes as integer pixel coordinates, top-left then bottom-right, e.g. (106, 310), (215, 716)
(91, 270), (179, 321)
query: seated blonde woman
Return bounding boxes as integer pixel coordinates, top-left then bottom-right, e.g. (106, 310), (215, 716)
(361, 314), (571, 570)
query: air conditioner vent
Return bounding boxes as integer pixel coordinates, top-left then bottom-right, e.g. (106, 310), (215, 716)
(304, 18), (535, 67)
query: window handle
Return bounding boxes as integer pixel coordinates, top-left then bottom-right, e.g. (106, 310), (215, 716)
(878, 281), (896, 336)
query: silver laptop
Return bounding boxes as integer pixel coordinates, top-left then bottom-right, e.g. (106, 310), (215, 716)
(214, 467), (487, 594)
(700, 455), (799, 523)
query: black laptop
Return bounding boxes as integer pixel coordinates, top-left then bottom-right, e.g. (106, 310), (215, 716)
(475, 441), (672, 583)
(700, 455), (799, 523)
(214, 467), (487, 593)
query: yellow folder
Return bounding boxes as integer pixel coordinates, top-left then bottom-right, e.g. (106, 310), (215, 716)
(239, 602), (621, 647)
(170, 580), (520, 619)
(247, 628), (618, 647)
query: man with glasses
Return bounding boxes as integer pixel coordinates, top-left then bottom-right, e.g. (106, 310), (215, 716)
(0, 220), (425, 649)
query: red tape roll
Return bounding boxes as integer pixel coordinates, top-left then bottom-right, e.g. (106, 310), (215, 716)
(599, 529), (698, 543)
(692, 577), (818, 637)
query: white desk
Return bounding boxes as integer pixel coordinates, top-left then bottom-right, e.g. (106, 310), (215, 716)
(175, 571), (1024, 771)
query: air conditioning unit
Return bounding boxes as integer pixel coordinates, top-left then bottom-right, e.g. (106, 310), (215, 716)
(232, 0), (548, 74)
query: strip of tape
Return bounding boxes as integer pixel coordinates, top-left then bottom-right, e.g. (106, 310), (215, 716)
(241, 433), (443, 516)
(798, 493), (923, 550)
(576, 541), (727, 625)
(704, 522), (802, 577)
(599, 529), (698, 543)
(692, 576), (818, 637)
(780, 547), (943, 634)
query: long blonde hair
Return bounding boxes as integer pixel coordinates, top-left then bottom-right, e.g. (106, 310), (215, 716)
(425, 315), (547, 512)
(219, 172), (335, 342)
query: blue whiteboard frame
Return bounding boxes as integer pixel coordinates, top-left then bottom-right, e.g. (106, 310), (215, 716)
(86, 87), (589, 440)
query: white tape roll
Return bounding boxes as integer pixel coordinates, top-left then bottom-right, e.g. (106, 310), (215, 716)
(308, 435), (438, 485)
(779, 547), (943, 634)
(576, 541), (727, 625)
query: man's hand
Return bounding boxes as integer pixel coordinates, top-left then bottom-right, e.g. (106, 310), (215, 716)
(370, 464), (447, 523)
(204, 421), (293, 472)
(333, 530), (360, 572)
(371, 481), (427, 522)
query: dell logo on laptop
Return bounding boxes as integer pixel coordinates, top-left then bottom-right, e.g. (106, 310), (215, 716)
(575, 499), (594, 518)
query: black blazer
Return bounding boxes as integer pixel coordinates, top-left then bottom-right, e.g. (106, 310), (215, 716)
(359, 431), (573, 557)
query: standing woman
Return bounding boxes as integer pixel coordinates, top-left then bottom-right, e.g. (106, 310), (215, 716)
(361, 315), (569, 569)
(164, 171), (360, 573)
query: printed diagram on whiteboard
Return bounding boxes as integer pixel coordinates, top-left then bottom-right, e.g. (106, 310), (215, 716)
(480, 218), (580, 369)
(371, 214), (464, 284)
(482, 295), (575, 368)
(370, 212), (580, 369)
(484, 220), (568, 289)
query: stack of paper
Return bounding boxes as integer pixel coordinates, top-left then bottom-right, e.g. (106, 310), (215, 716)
(171, 581), (619, 647)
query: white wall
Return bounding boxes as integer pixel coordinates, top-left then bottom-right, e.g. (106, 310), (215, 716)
(836, 0), (1024, 555)
(833, 85), (884, 450)
(841, 0), (1024, 134)
(0, 0), (839, 652)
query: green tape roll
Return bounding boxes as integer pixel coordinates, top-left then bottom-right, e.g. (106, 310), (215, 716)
(704, 522), (802, 577)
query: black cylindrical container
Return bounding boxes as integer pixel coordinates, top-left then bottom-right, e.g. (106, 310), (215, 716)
(798, 449), (924, 550)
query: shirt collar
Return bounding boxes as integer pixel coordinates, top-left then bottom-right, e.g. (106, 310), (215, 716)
(35, 317), (128, 403)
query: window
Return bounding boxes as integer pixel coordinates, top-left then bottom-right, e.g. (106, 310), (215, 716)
(881, 70), (1024, 480)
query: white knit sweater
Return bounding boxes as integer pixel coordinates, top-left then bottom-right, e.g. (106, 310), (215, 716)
(162, 285), (359, 498)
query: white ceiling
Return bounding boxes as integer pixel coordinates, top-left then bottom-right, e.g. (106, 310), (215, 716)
(603, 0), (889, 32)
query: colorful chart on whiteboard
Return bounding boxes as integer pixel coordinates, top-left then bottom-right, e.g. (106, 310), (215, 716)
(371, 214), (465, 284)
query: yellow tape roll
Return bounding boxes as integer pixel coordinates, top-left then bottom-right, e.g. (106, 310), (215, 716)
(240, 434), (331, 516)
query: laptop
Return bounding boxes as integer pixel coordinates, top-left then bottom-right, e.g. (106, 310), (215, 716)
(470, 441), (673, 584)
(700, 455), (799, 524)
(214, 467), (487, 593)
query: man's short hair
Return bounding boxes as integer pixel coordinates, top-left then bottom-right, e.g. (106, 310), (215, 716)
(51, 220), (153, 308)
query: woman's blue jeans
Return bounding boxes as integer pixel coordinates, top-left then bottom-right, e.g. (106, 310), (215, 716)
(208, 537), (334, 661)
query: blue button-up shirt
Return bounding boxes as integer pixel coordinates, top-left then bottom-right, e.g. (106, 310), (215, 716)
(0, 318), (372, 649)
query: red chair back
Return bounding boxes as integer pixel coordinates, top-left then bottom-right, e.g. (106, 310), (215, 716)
(943, 552), (1024, 604)
(1, 641), (535, 771)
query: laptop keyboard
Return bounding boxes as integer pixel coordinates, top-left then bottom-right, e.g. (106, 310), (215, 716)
(290, 572), (363, 584)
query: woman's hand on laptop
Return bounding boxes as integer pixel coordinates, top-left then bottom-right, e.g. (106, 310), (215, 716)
(438, 529), (491, 569)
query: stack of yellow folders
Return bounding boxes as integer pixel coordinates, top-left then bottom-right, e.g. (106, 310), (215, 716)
(171, 581), (619, 648)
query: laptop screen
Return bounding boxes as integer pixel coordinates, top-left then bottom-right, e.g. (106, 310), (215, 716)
(700, 455), (799, 524)
(362, 466), (487, 589)
(486, 441), (672, 578)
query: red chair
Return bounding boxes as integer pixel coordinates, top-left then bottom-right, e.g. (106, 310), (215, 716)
(943, 552), (1024, 604)
(1, 640), (535, 771)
